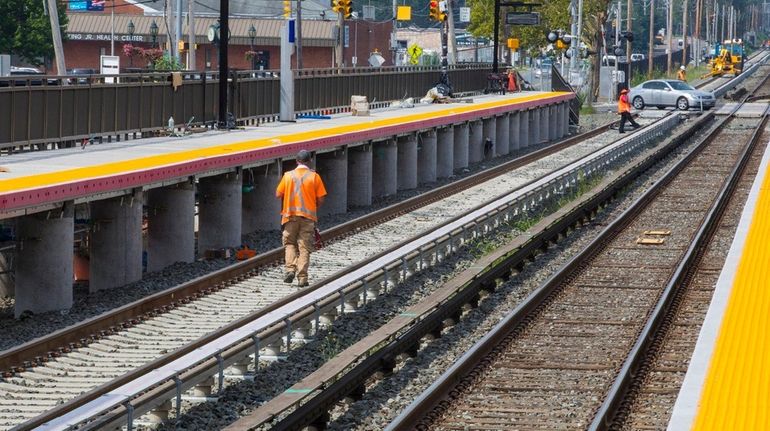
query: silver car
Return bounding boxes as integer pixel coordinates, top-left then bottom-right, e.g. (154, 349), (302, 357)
(629, 79), (715, 110)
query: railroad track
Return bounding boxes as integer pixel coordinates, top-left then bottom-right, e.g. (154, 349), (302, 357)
(0, 110), (671, 429)
(2, 51), (767, 431)
(383, 56), (770, 431)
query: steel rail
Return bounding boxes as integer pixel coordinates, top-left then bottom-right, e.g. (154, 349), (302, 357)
(20, 112), (679, 431)
(226, 104), (720, 431)
(0, 121), (611, 376)
(588, 72), (770, 431)
(387, 63), (770, 430)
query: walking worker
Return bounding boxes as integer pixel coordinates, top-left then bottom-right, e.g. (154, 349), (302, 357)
(276, 150), (327, 288)
(618, 88), (640, 134)
(677, 65), (687, 81)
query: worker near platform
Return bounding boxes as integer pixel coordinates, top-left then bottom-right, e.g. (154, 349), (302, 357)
(276, 150), (327, 288)
(677, 65), (687, 81)
(618, 88), (640, 134)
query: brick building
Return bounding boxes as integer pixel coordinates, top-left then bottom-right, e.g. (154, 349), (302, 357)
(60, 0), (393, 73)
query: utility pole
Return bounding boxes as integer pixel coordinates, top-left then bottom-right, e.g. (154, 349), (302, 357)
(695, 0), (701, 67)
(110, 0), (115, 55)
(447, 0), (458, 64)
(296, 0), (303, 69)
(626, 0), (632, 84)
(492, 0), (501, 72)
(666, 0), (674, 75)
(682, 0), (688, 68)
(218, 0), (229, 128)
(336, 6), (343, 67)
(176, 0), (183, 64)
(188, 0), (195, 69)
(167, 0), (175, 58)
(648, 0), (654, 77)
(45, 0), (67, 77)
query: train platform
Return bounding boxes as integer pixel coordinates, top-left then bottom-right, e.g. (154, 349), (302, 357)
(668, 136), (770, 429)
(0, 91), (571, 218)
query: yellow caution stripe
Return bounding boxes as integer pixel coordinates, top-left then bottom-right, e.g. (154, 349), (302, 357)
(0, 92), (569, 194)
(692, 164), (770, 430)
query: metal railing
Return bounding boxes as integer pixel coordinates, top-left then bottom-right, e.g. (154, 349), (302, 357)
(0, 64), (492, 149)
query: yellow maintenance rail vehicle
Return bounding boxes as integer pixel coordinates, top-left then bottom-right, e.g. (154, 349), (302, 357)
(703, 39), (744, 78)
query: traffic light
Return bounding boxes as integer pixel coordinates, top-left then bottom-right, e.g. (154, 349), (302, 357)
(429, 0), (446, 21)
(547, 30), (572, 50)
(333, 0), (352, 19)
(283, 0), (291, 17)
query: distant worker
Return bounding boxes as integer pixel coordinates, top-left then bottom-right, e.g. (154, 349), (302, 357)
(275, 150), (327, 288)
(618, 88), (640, 134)
(677, 65), (687, 81)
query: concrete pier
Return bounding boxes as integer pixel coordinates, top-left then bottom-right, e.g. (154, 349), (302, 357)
(482, 117), (496, 159)
(453, 123), (469, 170)
(317, 149), (348, 216)
(562, 103), (571, 136)
(495, 114), (510, 156)
(147, 183), (195, 272)
(530, 109), (540, 146)
(243, 162), (282, 232)
(509, 112), (520, 153)
(541, 106), (550, 143)
(520, 110), (530, 149)
(418, 130), (438, 184)
(372, 139), (397, 198)
(436, 127), (454, 179)
(198, 172), (242, 254)
(348, 144), (373, 207)
(15, 205), (74, 317)
(397, 134), (418, 191)
(469, 120), (484, 163)
(90, 193), (143, 292)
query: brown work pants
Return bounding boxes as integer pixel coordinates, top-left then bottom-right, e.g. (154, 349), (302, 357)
(282, 216), (315, 283)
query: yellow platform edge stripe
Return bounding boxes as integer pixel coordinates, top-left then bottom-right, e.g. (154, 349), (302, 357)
(0, 92), (570, 194)
(692, 163), (770, 430)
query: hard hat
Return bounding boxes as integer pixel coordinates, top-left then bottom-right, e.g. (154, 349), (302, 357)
(680, 65), (686, 70)
(296, 150), (311, 163)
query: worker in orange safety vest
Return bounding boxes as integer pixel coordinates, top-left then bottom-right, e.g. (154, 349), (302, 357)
(275, 150), (327, 287)
(618, 88), (640, 134)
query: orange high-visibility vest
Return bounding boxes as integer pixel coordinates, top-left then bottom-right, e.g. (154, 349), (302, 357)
(677, 69), (686, 81)
(618, 93), (631, 113)
(276, 166), (327, 224)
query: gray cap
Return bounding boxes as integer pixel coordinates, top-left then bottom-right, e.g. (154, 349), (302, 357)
(296, 150), (311, 163)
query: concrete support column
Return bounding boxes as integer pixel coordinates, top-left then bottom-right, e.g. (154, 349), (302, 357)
(541, 106), (550, 143)
(147, 182), (195, 273)
(453, 123), (469, 170)
(397, 134), (418, 191)
(348, 144), (373, 207)
(15, 205), (74, 317)
(436, 127), (454, 179)
(509, 112), (520, 153)
(372, 140), (397, 198)
(90, 193), (143, 292)
(317, 149), (348, 216)
(418, 130), (438, 184)
(198, 172), (242, 254)
(243, 162), (282, 232)
(482, 117), (496, 160)
(551, 105), (560, 140)
(562, 102), (571, 137)
(495, 114), (510, 156)
(520, 110), (530, 150)
(468, 120), (484, 163)
(530, 109), (540, 146)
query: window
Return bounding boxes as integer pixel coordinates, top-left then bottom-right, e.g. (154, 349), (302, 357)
(668, 81), (695, 90)
(643, 81), (667, 90)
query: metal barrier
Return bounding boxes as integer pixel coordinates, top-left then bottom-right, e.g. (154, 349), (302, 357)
(0, 64), (491, 149)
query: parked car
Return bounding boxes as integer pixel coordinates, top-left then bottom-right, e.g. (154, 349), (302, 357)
(630, 53), (646, 62)
(629, 79), (715, 110)
(602, 55), (617, 67)
(534, 58), (553, 77)
(67, 68), (97, 84)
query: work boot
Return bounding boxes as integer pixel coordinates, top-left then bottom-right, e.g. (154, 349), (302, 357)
(297, 279), (309, 288)
(283, 271), (295, 283)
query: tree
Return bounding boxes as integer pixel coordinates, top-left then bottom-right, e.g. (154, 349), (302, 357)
(0, 0), (68, 67)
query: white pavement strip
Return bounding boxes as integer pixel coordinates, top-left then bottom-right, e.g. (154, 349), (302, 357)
(0, 123), (652, 430)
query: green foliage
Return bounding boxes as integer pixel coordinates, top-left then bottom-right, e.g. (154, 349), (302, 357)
(0, 0), (68, 66)
(153, 53), (184, 71)
(319, 331), (344, 361)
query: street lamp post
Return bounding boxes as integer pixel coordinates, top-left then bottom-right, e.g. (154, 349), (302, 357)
(127, 20), (135, 66)
(150, 20), (159, 49)
(248, 24), (256, 70)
